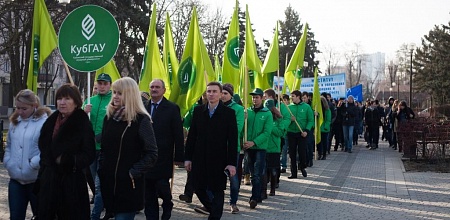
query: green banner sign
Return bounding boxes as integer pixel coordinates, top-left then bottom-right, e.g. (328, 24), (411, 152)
(59, 5), (119, 72)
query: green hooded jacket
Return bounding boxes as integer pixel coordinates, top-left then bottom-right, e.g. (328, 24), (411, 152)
(266, 117), (285, 153)
(321, 108), (332, 133)
(246, 106), (273, 150)
(226, 100), (245, 152)
(287, 102), (314, 133)
(82, 90), (112, 150)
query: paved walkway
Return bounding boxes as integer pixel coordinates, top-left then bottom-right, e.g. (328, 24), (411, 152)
(1, 138), (450, 219)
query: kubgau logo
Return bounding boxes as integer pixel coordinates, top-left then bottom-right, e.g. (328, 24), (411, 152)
(81, 14), (95, 40)
(227, 37), (239, 69)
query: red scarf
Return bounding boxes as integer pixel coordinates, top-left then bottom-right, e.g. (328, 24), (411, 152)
(52, 113), (68, 139)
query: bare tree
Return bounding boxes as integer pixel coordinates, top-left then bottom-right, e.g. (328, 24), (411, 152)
(342, 43), (363, 88)
(321, 45), (340, 75)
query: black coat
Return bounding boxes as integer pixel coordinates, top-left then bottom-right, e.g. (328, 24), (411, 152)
(145, 98), (184, 179)
(99, 113), (158, 213)
(185, 102), (238, 191)
(338, 102), (359, 126)
(37, 109), (95, 220)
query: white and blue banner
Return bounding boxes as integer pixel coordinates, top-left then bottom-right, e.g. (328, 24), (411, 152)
(299, 73), (346, 98)
(346, 84), (363, 102)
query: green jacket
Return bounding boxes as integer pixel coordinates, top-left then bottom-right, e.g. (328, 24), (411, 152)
(226, 101), (245, 152)
(82, 90), (112, 150)
(278, 101), (291, 132)
(321, 108), (332, 133)
(287, 102), (314, 133)
(266, 117), (285, 153)
(246, 106), (273, 151)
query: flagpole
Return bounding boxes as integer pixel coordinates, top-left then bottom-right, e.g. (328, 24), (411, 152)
(282, 102), (303, 133)
(244, 66), (248, 142)
(63, 61), (74, 85)
(293, 64), (299, 91)
(277, 69), (280, 110)
(87, 72), (91, 106)
(314, 105), (318, 161)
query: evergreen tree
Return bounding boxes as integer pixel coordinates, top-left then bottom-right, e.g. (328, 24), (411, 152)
(414, 22), (450, 105)
(279, 5), (320, 77)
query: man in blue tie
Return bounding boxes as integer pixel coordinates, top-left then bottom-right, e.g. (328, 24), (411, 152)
(144, 79), (184, 220)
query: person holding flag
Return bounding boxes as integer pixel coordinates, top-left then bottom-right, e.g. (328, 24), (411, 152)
(287, 90), (314, 179)
(243, 88), (273, 209)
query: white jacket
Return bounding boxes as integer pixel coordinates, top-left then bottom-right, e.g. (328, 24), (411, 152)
(4, 107), (50, 184)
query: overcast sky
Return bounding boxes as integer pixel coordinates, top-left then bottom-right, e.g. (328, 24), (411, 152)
(199, 0), (450, 70)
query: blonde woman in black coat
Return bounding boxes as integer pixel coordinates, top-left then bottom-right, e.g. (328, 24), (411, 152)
(99, 77), (158, 220)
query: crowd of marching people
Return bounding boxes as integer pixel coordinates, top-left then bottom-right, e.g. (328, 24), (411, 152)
(3, 73), (415, 220)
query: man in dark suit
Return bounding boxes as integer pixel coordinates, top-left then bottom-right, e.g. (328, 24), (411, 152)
(144, 79), (184, 220)
(185, 82), (238, 219)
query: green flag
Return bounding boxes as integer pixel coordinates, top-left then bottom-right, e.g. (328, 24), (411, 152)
(164, 12), (179, 100)
(261, 22), (279, 74)
(245, 5), (262, 73)
(139, 3), (167, 94)
(284, 23), (308, 92)
(222, 0), (240, 93)
(312, 67), (323, 144)
(95, 60), (121, 83)
(215, 54), (222, 83)
(256, 22), (279, 90)
(27, 0), (58, 93)
(171, 7), (213, 116)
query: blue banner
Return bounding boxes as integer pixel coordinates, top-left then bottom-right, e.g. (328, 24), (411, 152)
(346, 84), (363, 102)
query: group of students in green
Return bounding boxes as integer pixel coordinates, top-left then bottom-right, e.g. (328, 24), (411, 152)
(179, 82), (333, 219)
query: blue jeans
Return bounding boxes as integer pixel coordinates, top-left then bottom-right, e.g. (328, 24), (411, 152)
(114, 212), (135, 220)
(246, 149), (266, 201)
(280, 136), (288, 169)
(90, 154), (104, 220)
(342, 125), (354, 151)
(8, 179), (37, 220)
(229, 154), (242, 205)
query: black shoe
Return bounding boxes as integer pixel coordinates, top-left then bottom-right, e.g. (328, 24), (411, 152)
(344, 148), (348, 152)
(348, 150), (352, 153)
(249, 200), (257, 209)
(322, 156), (326, 160)
(308, 160), (313, 167)
(334, 148), (337, 151)
(194, 206), (210, 215)
(328, 150), (331, 154)
(301, 168), (307, 177)
(179, 194), (192, 203)
(288, 175), (297, 179)
(318, 155), (322, 160)
(276, 183), (279, 188)
(261, 193), (267, 200)
(101, 212), (114, 220)
(280, 168), (286, 173)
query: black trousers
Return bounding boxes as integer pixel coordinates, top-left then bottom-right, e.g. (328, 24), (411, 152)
(196, 189), (224, 220)
(367, 125), (380, 146)
(287, 132), (308, 176)
(144, 178), (173, 220)
(183, 171), (194, 198)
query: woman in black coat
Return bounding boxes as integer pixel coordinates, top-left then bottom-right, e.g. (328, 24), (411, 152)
(98, 77), (158, 220)
(37, 84), (95, 220)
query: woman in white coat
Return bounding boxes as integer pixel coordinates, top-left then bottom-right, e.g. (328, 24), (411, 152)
(3, 89), (51, 219)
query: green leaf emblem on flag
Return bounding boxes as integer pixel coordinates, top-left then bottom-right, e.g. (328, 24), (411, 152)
(295, 69), (303, 79)
(227, 37), (240, 69)
(32, 35), (40, 76)
(178, 57), (196, 95)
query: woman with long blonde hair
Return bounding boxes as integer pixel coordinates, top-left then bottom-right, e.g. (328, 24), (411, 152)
(99, 77), (158, 220)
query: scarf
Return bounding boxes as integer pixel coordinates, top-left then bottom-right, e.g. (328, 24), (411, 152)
(52, 113), (68, 139)
(112, 106), (126, 122)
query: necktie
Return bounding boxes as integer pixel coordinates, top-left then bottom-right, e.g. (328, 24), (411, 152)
(151, 103), (158, 117)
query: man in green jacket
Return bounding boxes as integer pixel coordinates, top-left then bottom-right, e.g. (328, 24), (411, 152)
(243, 88), (273, 209)
(82, 73), (112, 220)
(287, 90), (314, 179)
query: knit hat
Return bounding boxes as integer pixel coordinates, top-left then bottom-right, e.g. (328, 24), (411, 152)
(265, 99), (275, 109)
(222, 83), (234, 96)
